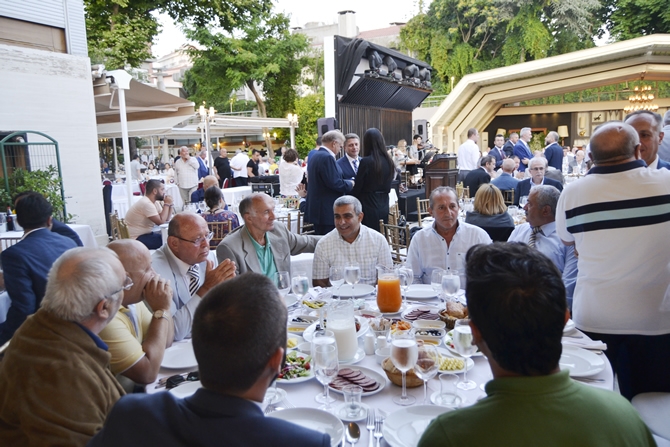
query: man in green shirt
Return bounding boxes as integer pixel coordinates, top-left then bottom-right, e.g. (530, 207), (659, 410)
(418, 242), (656, 447)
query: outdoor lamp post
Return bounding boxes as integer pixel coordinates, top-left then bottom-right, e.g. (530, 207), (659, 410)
(287, 113), (299, 150)
(198, 104), (216, 173)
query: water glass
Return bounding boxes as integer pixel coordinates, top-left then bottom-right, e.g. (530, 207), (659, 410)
(414, 343), (439, 405)
(329, 266), (344, 290)
(441, 270), (460, 302)
(434, 373), (462, 408)
(390, 331), (418, 406)
(312, 330), (337, 404)
(275, 271), (291, 300)
(314, 344), (339, 412)
(344, 263), (360, 298)
(431, 269), (445, 300)
(291, 271), (309, 300)
(343, 385), (363, 419)
(453, 319), (477, 391)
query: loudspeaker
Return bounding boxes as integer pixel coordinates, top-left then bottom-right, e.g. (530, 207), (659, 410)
(317, 117), (339, 137)
(414, 119), (429, 141)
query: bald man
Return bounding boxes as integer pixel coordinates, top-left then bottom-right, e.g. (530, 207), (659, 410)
(191, 175), (220, 204)
(556, 121), (670, 400)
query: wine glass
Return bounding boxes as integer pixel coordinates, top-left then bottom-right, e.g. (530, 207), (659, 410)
(312, 330), (337, 404)
(431, 269), (445, 302)
(329, 266), (344, 292)
(453, 319), (477, 391)
(344, 263), (360, 298)
(291, 271), (309, 304)
(441, 269), (460, 302)
(519, 195), (529, 208)
(414, 343), (439, 405)
(399, 264), (413, 309)
(314, 344), (339, 412)
(199, 201), (207, 214)
(275, 271), (291, 302)
(390, 331), (418, 406)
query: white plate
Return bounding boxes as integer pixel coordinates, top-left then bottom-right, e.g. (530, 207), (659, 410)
(168, 380), (201, 398)
(443, 330), (483, 357)
(161, 342), (198, 369)
(268, 408), (345, 447)
(328, 365), (387, 397)
(264, 387), (287, 406)
(405, 284), (438, 300)
(436, 347), (475, 374)
(383, 405), (451, 447)
(333, 284), (375, 298)
(372, 303), (408, 317)
(287, 334), (303, 350)
(559, 345), (605, 377)
(284, 293), (298, 307)
(338, 347), (366, 365)
(564, 319), (576, 333)
(303, 317), (369, 342)
(277, 352), (315, 384)
(401, 305), (441, 322)
(334, 402), (370, 422)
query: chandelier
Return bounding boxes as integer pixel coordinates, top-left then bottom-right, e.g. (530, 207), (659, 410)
(624, 83), (659, 113)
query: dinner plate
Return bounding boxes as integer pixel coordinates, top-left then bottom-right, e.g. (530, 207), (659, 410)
(168, 380), (201, 398)
(559, 345), (605, 377)
(443, 330), (483, 357)
(328, 365), (387, 397)
(287, 334), (303, 350)
(563, 319), (576, 333)
(268, 408), (345, 447)
(435, 347), (475, 374)
(277, 352), (315, 384)
(161, 342), (198, 369)
(284, 293), (298, 307)
(338, 347), (366, 365)
(333, 284), (375, 298)
(371, 303), (408, 317)
(401, 305), (441, 322)
(263, 387), (287, 406)
(303, 317), (369, 342)
(383, 405), (451, 447)
(405, 285), (438, 300)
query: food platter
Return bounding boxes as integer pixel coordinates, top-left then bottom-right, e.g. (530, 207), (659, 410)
(276, 351), (314, 384)
(442, 330), (483, 357)
(328, 365), (386, 397)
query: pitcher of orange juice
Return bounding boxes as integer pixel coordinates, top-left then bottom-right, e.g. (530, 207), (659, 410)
(376, 265), (402, 313)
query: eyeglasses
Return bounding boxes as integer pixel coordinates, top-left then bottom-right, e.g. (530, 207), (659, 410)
(105, 275), (134, 298)
(172, 231), (214, 246)
(529, 167), (545, 171)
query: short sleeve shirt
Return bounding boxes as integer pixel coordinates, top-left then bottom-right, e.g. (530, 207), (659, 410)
(98, 302), (152, 374)
(247, 159), (259, 177)
(124, 196), (162, 239)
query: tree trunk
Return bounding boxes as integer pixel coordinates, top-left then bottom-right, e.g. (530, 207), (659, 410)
(247, 80), (274, 158)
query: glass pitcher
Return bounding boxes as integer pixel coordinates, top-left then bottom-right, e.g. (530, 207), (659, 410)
(328, 300), (358, 362)
(376, 264), (402, 313)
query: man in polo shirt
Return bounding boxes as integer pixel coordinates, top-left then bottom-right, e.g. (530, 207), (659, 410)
(216, 193), (320, 277)
(418, 243), (655, 447)
(555, 121), (670, 400)
(312, 196), (393, 287)
(124, 179), (174, 249)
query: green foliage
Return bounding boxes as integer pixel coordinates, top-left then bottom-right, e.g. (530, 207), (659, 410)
(598, 0), (670, 40)
(293, 94), (325, 159)
(2, 167), (70, 222)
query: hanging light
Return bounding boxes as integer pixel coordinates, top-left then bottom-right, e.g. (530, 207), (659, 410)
(624, 78), (659, 113)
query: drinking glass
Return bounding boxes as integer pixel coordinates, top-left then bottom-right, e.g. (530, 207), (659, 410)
(390, 331), (418, 406)
(414, 343), (439, 405)
(441, 269), (460, 302)
(314, 344), (339, 412)
(434, 373), (462, 408)
(453, 319), (477, 390)
(519, 195), (529, 208)
(199, 201), (207, 214)
(344, 263), (360, 298)
(291, 271), (309, 300)
(329, 266), (344, 291)
(275, 271), (291, 301)
(431, 269), (445, 301)
(312, 330), (337, 404)
(399, 264), (413, 309)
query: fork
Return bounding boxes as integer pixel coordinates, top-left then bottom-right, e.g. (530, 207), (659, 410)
(374, 416), (383, 447)
(366, 408), (375, 447)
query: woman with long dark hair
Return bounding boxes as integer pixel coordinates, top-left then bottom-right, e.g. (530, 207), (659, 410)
(351, 128), (395, 231)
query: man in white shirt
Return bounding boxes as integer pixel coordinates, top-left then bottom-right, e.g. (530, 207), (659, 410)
(130, 155), (143, 182)
(407, 186), (491, 285)
(174, 146), (200, 210)
(336, 133), (361, 180)
(124, 179), (174, 249)
(230, 149), (250, 186)
(457, 128), (480, 182)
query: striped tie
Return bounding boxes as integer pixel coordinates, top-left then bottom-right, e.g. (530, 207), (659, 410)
(187, 265), (200, 297)
(528, 226), (542, 248)
(352, 159), (358, 174)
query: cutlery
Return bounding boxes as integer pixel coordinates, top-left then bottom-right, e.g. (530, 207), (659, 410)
(366, 408), (375, 447)
(374, 416), (383, 447)
(572, 377), (605, 383)
(346, 422), (360, 446)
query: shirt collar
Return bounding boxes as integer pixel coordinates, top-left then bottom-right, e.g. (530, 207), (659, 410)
(21, 227), (48, 240)
(648, 156), (659, 169)
(165, 244), (193, 276)
(75, 322), (109, 351)
(539, 221), (557, 236)
(246, 226), (270, 249)
(588, 159), (646, 175)
(346, 154), (358, 162)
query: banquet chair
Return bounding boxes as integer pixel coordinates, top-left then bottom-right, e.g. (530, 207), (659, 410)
(275, 215), (291, 232)
(502, 189), (515, 206)
(388, 204), (400, 226)
(222, 178), (230, 189)
(109, 212), (122, 241)
(117, 218), (130, 239)
(631, 392), (670, 445)
(0, 237), (22, 252)
(207, 219), (233, 250)
(380, 220), (411, 264)
(296, 212), (315, 235)
(416, 198), (431, 227)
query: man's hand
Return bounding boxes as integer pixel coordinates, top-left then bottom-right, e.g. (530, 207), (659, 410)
(522, 158), (529, 165)
(143, 275), (172, 312)
(296, 183), (307, 198)
(163, 194), (174, 206)
(198, 259), (237, 297)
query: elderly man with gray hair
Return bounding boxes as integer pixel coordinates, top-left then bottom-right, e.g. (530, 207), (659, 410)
(312, 195), (392, 287)
(0, 247), (127, 446)
(513, 127), (534, 172)
(659, 109), (670, 161)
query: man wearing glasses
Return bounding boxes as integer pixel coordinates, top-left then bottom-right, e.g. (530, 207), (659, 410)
(513, 157), (563, 206)
(152, 213), (236, 341)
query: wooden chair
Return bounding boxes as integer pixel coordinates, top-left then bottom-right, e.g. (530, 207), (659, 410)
(455, 183), (471, 200)
(387, 203), (400, 226)
(416, 198), (431, 227)
(109, 212), (122, 240)
(296, 212), (315, 235)
(207, 219), (233, 249)
(502, 189), (515, 206)
(380, 220), (411, 264)
(0, 237), (22, 252)
(117, 218), (130, 239)
(275, 215), (291, 233)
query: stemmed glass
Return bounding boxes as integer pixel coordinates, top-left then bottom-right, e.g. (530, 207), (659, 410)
(275, 271), (291, 303)
(391, 331), (418, 406)
(441, 269), (460, 303)
(314, 344), (339, 412)
(312, 330), (337, 404)
(199, 201), (207, 214)
(431, 269), (445, 302)
(414, 342), (439, 405)
(329, 266), (344, 293)
(519, 195), (529, 208)
(453, 319), (477, 391)
(344, 263), (360, 299)
(291, 271), (309, 304)
(399, 264), (413, 309)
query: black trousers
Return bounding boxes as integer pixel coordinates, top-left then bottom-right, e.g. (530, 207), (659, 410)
(581, 331), (670, 400)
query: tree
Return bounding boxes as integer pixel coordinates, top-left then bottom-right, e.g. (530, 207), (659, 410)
(597, 0), (670, 40)
(293, 94), (325, 158)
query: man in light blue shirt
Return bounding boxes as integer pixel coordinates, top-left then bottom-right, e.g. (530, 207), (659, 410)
(407, 186), (491, 285)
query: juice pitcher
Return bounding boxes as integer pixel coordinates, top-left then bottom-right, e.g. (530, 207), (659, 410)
(376, 264), (402, 313)
(328, 300), (358, 362)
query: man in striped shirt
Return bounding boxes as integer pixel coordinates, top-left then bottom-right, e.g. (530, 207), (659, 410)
(555, 121), (670, 400)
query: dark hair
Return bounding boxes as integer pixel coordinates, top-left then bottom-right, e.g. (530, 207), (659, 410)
(12, 191), (31, 205)
(16, 192), (52, 229)
(252, 149), (260, 155)
(283, 148), (299, 163)
(465, 242), (566, 376)
(316, 136), (322, 146)
(480, 155), (494, 167)
(204, 185), (222, 210)
(145, 179), (162, 196)
(344, 133), (360, 143)
(133, 154), (139, 160)
(467, 128), (478, 138)
(625, 110), (663, 132)
(413, 134), (421, 140)
(362, 128), (394, 183)
(192, 273), (287, 393)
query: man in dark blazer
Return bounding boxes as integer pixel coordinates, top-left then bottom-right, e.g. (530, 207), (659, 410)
(464, 155), (494, 196)
(13, 191), (82, 246)
(89, 273), (331, 447)
(514, 157), (563, 206)
(491, 159), (520, 192)
(0, 193), (77, 345)
(544, 131), (564, 170)
(502, 132), (518, 158)
(306, 130), (354, 235)
(624, 110), (670, 170)
(514, 127), (534, 173)
(490, 134), (507, 170)
(336, 133), (361, 180)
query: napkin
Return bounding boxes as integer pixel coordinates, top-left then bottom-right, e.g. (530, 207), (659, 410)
(306, 287), (333, 301)
(562, 334), (607, 351)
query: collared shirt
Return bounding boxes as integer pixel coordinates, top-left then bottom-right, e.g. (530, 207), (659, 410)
(346, 154), (359, 174)
(457, 139), (480, 171)
(648, 156), (659, 169)
(75, 322), (109, 351)
(312, 225), (393, 281)
(174, 156), (200, 189)
(407, 221), (492, 285)
(21, 227), (48, 240)
(246, 227), (277, 279)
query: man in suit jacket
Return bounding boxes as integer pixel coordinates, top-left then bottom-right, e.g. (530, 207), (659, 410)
(490, 134), (507, 170)
(0, 193), (77, 345)
(306, 130), (354, 235)
(513, 127), (534, 172)
(196, 150), (209, 179)
(544, 131), (563, 170)
(491, 159), (520, 191)
(463, 155), (494, 196)
(13, 190), (83, 245)
(217, 193), (320, 276)
(336, 133), (361, 180)
(89, 273), (330, 447)
(502, 132), (518, 158)
(514, 157), (563, 206)
(624, 110), (670, 170)
(152, 213), (236, 341)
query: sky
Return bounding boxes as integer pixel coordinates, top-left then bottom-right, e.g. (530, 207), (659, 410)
(151, 0), (432, 58)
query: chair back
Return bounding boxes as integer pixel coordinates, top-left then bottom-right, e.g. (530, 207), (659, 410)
(275, 215), (291, 233)
(416, 198), (430, 227)
(501, 189), (515, 206)
(222, 178), (230, 189)
(388, 204), (400, 226)
(117, 218), (130, 239)
(207, 219), (233, 249)
(380, 220), (411, 264)
(109, 212), (122, 240)
(0, 237), (22, 252)
(480, 226), (514, 242)
(297, 212), (315, 235)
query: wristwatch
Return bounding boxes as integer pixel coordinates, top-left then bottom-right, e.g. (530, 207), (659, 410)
(153, 309), (170, 321)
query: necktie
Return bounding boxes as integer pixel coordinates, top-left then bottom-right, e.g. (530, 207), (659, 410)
(528, 226), (542, 248)
(187, 265), (200, 297)
(352, 159), (358, 174)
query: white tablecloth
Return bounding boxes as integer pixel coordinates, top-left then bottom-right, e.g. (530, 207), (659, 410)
(0, 224), (97, 248)
(222, 186), (252, 207)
